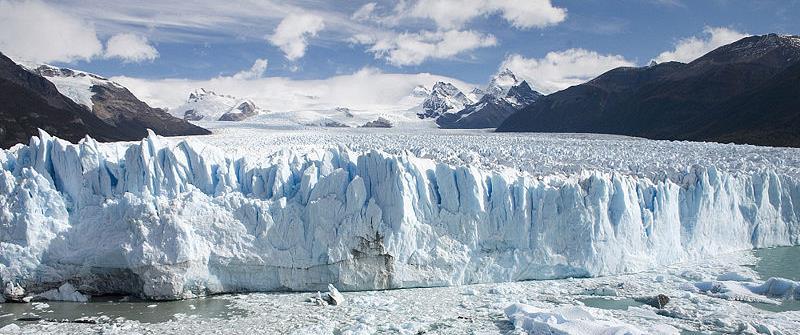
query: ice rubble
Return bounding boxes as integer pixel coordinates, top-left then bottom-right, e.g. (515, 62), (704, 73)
(690, 277), (800, 303)
(0, 130), (799, 300)
(504, 303), (660, 334)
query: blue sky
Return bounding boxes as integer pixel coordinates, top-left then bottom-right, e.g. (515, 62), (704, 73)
(0, 0), (798, 109)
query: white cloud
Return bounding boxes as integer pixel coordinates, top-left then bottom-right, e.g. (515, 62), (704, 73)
(352, 2), (377, 21)
(501, 49), (635, 94)
(232, 58), (268, 80)
(111, 68), (473, 113)
(268, 14), (325, 60)
(364, 30), (497, 66)
(654, 26), (749, 63)
(0, 0), (103, 63)
(409, 0), (566, 29)
(104, 33), (159, 62)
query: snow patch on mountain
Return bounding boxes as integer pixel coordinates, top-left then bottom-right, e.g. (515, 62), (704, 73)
(21, 63), (121, 110)
(0, 129), (798, 300)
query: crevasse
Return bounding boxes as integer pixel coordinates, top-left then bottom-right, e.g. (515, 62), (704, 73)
(0, 130), (797, 300)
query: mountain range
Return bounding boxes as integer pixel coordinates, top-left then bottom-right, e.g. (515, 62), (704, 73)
(497, 34), (800, 147)
(416, 68), (542, 129)
(2, 33), (799, 148)
(0, 52), (209, 148)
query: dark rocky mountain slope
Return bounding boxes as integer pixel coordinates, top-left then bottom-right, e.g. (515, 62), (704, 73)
(497, 34), (800, 147)
(0, 52), (210, 148)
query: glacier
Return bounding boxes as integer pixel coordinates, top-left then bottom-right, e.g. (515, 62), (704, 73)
(0, 129), (799, 300)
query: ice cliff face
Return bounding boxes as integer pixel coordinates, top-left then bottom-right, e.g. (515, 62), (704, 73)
(0, 131), (798, 300)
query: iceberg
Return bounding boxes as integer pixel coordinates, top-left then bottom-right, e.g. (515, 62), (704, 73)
(0, 130), (798, 300)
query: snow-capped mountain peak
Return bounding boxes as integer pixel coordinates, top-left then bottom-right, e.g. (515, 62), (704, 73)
(418, 82), (473, 119)
(409, 71), (542, 126)
(504, 80), (542, 108)
(188, 88), (212, 102)
(173, 88), (262, 121)
(484, 68), (522, 99)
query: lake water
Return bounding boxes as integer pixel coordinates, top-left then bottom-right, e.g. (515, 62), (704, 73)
(2, 246), (799, 329)
(747, 246), (800, 312)
(753, 246), (800, 281)
(0, 295), (249, 327)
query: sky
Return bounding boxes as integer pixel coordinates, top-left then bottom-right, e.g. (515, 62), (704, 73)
(0, 0), (798, 110)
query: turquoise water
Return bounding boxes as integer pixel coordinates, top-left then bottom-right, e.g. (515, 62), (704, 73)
(753, 246), (800, 281)
(0, 295), (248, 327)
(747, 246), (800, 312)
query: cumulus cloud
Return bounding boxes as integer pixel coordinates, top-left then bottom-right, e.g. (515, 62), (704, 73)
(409, 0), (567, 29)
(112, 68), (473, 113)
(0, 0), (103, 63)
(232, 58), (268, 80)
(104, 33), (159, 62)
(501, 49), (635, 94)
(268, 14), (325, 60)
(654, 26), (749, 63)
(364, 30), (497, 66)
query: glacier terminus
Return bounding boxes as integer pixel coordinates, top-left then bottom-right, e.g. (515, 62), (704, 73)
(1, 127), (797, 301)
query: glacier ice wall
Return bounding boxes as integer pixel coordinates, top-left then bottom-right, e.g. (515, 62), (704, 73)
(0, 130), (798, 300)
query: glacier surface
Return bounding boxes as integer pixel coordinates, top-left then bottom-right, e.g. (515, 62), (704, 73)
(0, 128), (799, 300)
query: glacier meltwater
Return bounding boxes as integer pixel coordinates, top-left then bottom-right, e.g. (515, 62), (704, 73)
(0, 130), (798, 300)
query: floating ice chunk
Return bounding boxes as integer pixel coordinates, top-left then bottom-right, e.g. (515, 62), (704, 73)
(748, 277), (800, 300)
(31, 302), (49, 310)
(504, 303), (647, 334)
(693, 281), (774, 303)
(582, 286), (619, 297)
(34, 283), (89, 302)
(716, 271), (754, 282)
(693, 277), (800, 303)
(326, 284), (344, 306)
(3, 283), (25, 303)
